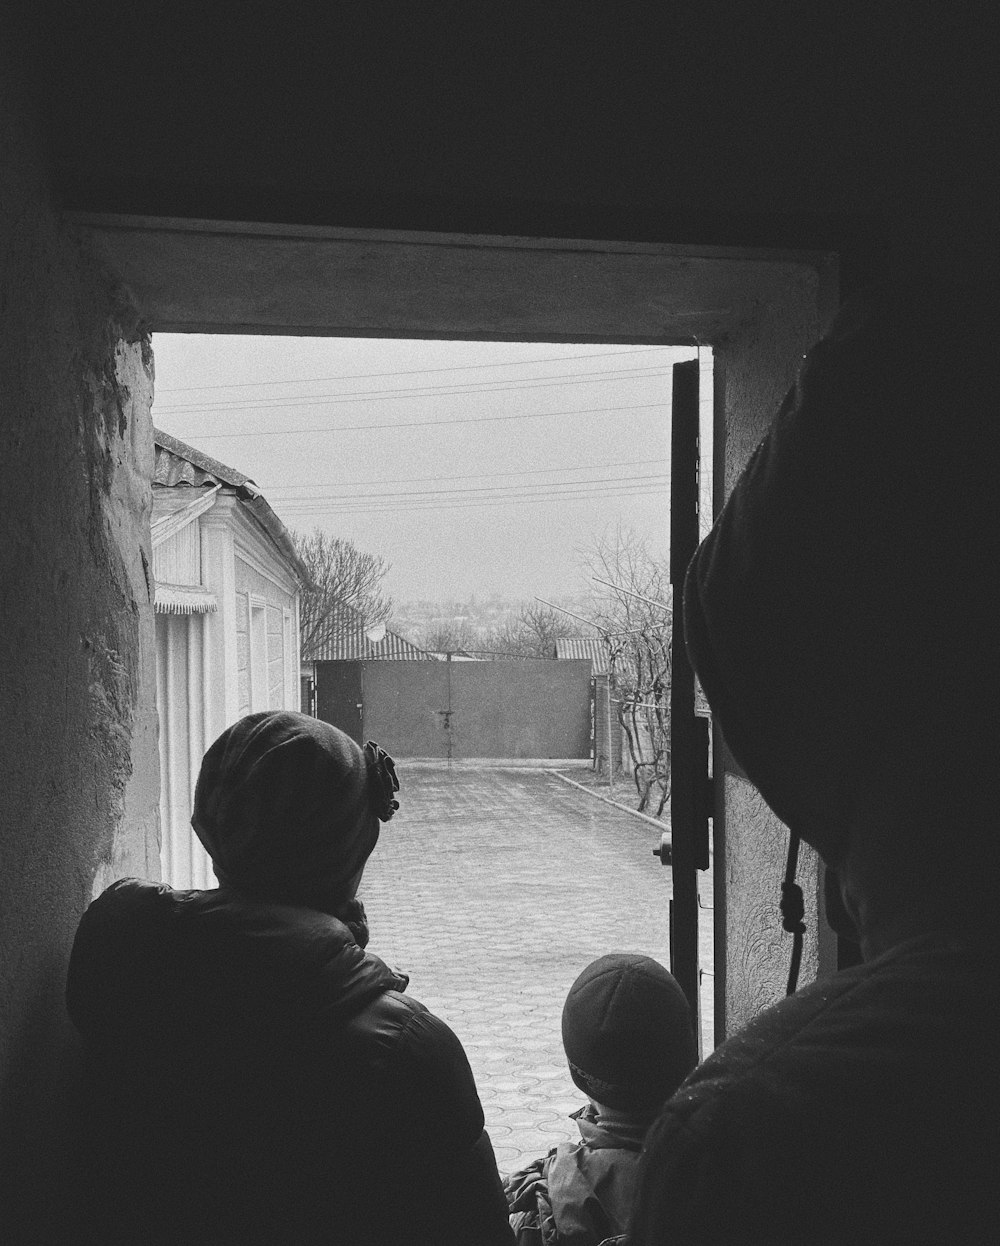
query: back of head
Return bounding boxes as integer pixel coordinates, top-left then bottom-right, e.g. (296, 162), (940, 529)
(684, 282), (1000, 911)
(192, 711), (396, 904)
(561, 953), (696, 1115)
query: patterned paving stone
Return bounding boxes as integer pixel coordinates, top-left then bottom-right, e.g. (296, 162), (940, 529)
(361, 764), (714, 1172)
(491, 1146), (526, 1166)
(537, 1116), (585, 1135)
(504, 1127), (572, 1159)
(494, 1093), (552, 1112)
(497, 1111), (555, 1129)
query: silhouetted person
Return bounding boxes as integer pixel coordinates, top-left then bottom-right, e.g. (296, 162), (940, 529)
(506, 953), (695, 1246)
(633, 283), (1000, 1245)
(67, 711), (514, 1246)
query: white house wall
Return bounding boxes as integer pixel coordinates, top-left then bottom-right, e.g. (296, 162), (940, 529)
(268, 603), (285, 707)
(152, 519), (201, 586)
(155, 496), (300, 890)
(235, 553), (297, 715)
(155, 612), (215, 889)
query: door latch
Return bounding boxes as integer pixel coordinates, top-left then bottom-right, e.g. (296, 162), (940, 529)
(652, 832), (672, 866)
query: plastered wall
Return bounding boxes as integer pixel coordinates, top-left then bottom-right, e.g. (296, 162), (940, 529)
(235, 552), (295, 714)
(722, 776), (821, 1032)
(0, 65), (159, 1237)
(713, 287), (834, 1032)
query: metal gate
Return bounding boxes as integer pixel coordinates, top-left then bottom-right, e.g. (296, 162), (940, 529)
(314, 658), (592, 759)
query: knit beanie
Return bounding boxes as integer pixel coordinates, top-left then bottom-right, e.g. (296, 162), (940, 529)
(192, 711), (397, 902)
(561, 953), (696, 1113)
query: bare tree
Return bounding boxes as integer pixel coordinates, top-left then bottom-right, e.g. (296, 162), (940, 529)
(484, 603), (576, 658)
(292, 529), (393, 652)
(421, 618), (480, 654)
(582, 525), (672, 816)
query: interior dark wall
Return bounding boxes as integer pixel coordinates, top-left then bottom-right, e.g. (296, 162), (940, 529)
(39, 4), (997, 286)
(0, 53), (160, 1240)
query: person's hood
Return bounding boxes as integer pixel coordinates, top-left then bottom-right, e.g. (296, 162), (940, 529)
(66, 879), (407, 1048)
(684, 281), (1000, 870)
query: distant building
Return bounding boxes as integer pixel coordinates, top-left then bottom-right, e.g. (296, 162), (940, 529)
(555, 635), (611, 674)
(300, 600), (434, 714)
(152, 429), (308, 888)
(303, 600), (434, 663)
(556, 636), (620, 773)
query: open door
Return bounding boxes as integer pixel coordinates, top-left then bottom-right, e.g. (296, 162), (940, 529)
(668, 358), (712, 1044)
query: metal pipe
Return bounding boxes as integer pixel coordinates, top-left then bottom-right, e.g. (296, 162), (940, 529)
(591, 577), (672, 612)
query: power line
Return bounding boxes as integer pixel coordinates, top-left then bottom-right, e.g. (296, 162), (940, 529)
(155, 362), (674, 415)
(275, 482), (671, 519)
(278, 486), (668, 516)
(275, 470), (670, 507)
(154, 346), (676, 394)
(161, 399), (668, 441)
(266, 468), (669, 503)
(278, 493), (670, 520)
(260, 455), (669, 494)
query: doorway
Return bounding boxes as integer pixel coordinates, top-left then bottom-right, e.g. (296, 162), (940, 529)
(81, 212), (837, 1042)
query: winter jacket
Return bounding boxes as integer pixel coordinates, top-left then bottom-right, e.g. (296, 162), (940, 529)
(631, 933), (1000, 1246)
(506, 1105), (646, 1246)
(66, 879), (514, 1246)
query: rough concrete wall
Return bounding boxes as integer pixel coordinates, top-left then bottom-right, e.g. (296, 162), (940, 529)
(0, 62), (159, 1238)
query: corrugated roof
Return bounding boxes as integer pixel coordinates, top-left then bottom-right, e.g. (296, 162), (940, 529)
(153, 429), (252, 489)
(555, 636), (611, 674)
(305, 601), (433, 662)
(152, 428), (308, 583)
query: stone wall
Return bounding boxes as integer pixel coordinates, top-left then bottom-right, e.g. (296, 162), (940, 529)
(0, 60), (159, 1238)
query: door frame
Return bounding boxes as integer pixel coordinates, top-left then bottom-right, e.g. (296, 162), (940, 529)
(78, 213), (840, 1037)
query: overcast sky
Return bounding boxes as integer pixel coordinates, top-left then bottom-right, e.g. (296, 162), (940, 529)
(151, 335), (711, 602)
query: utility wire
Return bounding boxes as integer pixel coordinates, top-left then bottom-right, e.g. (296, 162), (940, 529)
(260, 455), (669, 494)
(268, 471), (669, 506)
(276, 482), (670, 518)
(163, 399), (668, 441)
(155, 363), (675, 415)
(277, 483), (669, 514)
(277, 475), (669, 509)
(155, 347), (676, 394)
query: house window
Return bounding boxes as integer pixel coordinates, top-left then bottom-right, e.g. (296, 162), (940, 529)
(248, 595), (268, 712)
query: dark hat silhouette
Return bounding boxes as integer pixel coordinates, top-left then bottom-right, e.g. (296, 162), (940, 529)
(561, 953), (696, 1113)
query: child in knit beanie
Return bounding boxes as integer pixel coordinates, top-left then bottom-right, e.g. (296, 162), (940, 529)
(505, 953), (696, 1246)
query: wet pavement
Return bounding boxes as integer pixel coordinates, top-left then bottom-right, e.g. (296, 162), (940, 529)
(361, 763), (714, 1174)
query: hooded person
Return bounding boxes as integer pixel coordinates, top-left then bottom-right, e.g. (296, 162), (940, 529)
(632, 282), (1000, 1246)
(67, 711), (514, 1246)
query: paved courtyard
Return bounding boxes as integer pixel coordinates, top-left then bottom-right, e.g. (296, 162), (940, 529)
(361, 763), (714, 1174)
